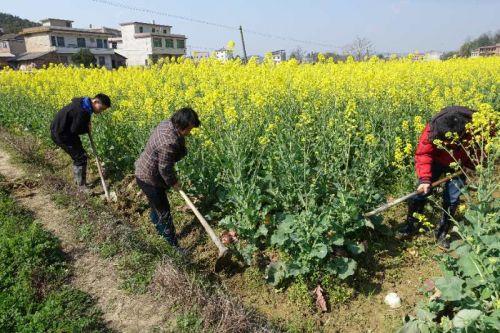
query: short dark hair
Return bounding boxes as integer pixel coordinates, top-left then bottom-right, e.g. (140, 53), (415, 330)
(171, 107), (201, 130)
(94, 93), (111, 108)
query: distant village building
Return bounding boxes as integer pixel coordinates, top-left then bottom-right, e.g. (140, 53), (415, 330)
(0, 33), (26, 67)
(424, 51), (443, 61)
(16, 18), (125, 69)
(471, 43), (500, 58)
(412, 52), (425, 61)
(214, 48), (233, 62)
(271, 50), (286, 63)
(248, 55), (264, 63)
(110, 22), (187, 66)
(192, 51), (210, 61)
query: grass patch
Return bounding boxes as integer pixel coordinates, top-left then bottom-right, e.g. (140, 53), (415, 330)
(0, 180), (109, 332)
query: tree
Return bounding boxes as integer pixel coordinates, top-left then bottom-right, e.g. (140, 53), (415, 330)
(344, 37), (374, 61)
(289, 47), (305, 62)
(71, 49), (96, 67)
(459, 31), (500, 57)
(440, 51), (458, 61)
(0, 12), (40, 34)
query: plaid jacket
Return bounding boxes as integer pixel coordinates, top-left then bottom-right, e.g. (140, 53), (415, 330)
(135, 120), (187, 188)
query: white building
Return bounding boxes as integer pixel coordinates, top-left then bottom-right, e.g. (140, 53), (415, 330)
(424, 51), (443, 61)
(111, 22), (187, 66)
(271, 50), (286, 63)
(214, 48), (233, 62)
(17, 18), (125, 69)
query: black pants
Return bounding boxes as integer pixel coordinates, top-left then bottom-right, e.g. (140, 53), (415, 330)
(136, 177), (177, 245)
(51, 133), (88, 167)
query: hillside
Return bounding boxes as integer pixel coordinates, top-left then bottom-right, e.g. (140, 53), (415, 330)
(0, 12), (39, 34)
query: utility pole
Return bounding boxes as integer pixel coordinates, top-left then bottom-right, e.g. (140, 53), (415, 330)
(239, 25), (248, 63)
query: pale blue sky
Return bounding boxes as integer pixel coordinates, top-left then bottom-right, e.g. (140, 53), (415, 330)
(2, 0), (499, 55)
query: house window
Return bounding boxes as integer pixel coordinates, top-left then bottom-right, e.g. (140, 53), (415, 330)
(153, 38), (162, 48)
(98, 56), (105, 66)
(176, 39), (185, 49)
(66, 22), (71, 27)
(51, 36), (57, 46)
(152, 28), (156, 33)
(96, 39), (103, 48)
(165, 38), (174, 48)
(139, 26), (143, 33)
(56, 36), (65, 47)
(103, 39), (108, 49)
(163, 29), (167, 34)
(77, 38), (86, 48)
(1, 41), (7, 48)
(112, 42), (117, 49)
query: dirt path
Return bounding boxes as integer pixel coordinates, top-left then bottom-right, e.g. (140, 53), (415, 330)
(0, 149), (171, 333)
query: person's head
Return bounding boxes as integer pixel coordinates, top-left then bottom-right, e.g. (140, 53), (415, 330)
(431, 105), (476, 141)
(171, 107), (201, 136)
(91, 93), (111, 114)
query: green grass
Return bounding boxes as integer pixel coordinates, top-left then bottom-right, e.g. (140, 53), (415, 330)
(171, 309), (204, 333)
(0, 180), (109, 332)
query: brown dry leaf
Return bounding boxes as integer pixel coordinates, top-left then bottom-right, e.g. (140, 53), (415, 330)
(314, 285), (328, 312)
(423, 279), (435, 292)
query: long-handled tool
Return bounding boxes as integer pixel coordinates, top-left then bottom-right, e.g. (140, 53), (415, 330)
(178, 190), (231, 272)
(88, 132), (110, 202)
(364, 171), (462, 218)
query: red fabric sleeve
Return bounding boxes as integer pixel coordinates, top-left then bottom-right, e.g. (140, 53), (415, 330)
(414, 124), (435, 183)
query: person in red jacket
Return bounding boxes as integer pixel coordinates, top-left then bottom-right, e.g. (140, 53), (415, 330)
(398, 106), (476, 249)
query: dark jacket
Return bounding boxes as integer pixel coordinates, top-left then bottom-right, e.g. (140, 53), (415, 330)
(50, 97), (92, 143)
(135, 120), (187, 188)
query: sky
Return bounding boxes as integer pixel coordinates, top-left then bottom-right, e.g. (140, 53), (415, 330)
(1, 0), (499, 56)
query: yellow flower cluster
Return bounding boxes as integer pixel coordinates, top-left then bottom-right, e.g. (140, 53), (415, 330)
(0, 56), (498, 174)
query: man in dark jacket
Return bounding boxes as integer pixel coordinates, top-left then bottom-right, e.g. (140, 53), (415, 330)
(399, 106), (476, 249)
(50, 94), (111, 191)
(135, 107), (201, 247)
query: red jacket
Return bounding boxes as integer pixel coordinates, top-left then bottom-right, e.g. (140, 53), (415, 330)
(414, 124), (474, 183)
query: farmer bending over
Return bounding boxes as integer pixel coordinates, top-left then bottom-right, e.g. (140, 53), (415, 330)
(51, 93), (111, 192)
(398, 106), (476, 249)
(135, 107), (201, 248)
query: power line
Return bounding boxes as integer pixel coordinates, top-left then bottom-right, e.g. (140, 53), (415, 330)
(89, 0), (343, 49)
(91, 0), (236, 31)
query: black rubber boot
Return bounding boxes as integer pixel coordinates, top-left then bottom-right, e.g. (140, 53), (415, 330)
(397, 199), (426, 238)
(73, 164), (90, 193)
(435, 205), (457, 250)
(158, 211), (179, 247)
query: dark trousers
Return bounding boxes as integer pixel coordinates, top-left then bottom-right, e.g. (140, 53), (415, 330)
(136, 177), (177, 245)
(51, 133), (88, 167)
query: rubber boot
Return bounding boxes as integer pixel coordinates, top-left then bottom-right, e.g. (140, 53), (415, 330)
(435, 204), (457, 250)
(397, 199), (426, 238)
(73, 164), (90, 193)
(157, 211), (179, 247)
